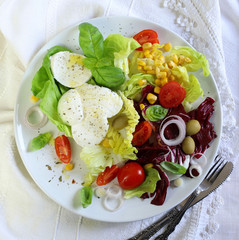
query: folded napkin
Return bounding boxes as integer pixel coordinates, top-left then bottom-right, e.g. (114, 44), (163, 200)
(0, 0), (238, 240)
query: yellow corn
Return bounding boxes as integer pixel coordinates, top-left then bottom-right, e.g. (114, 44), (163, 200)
(137, 60), (147, 66)
(155, 78), (161, 86)
(147, 93), (157, 104)
(65, 162), (74, 171)
(168, 74), (176, 81)
(138, 79), (147, 86)
(151, 49), (161, 57)
(137, 65), (143, 71)
(168, 60), (177, 69)
(139, 51), (144, 58)
(147, 70), (156, 75)
(160, 77), (168, 86)
(145, 53), (153, 59)
(30, 95), (40, 103)
(143, 50), (151, 56)
(142, 42), (152, 50)
(164, 42), (172, 51)
(178, 55), (185, 65)
(172, 54), (179, 64)
(144, 65), (153, 71)
(101, 138), (111, 148)
(140, 104), (145, 110)
(184, 57), (192, 63)
(152, 43), (161, 50)
(154, 59), (163, 66)
(144, 163), (154, 169)
(154, 86), (160, 94)
(157, 71), (167, 79)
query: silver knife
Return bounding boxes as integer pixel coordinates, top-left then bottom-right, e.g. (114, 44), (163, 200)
(128, 161), (233, 240)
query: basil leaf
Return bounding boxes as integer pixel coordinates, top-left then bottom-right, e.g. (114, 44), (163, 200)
(92, 66), (125, 88)
(30, 132), (52, 151)
(160, 161), (187, 175)
(80, 186), (93, 208)
(145, 105), (168, 121)
(79, 23), (104, 59)
(83, 58), (98, 69)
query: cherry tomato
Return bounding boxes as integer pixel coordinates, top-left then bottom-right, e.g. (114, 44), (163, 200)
(54, 135), (71, 163)
(133, 29), (159, 51)
(96, 165), (119, 186)
(132, 121), (153, 146)
(117, 162), (145, 190)
(158, 81), (186, 108)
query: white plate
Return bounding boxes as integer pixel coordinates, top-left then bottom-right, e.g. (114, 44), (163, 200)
(14, 16), (222, 222)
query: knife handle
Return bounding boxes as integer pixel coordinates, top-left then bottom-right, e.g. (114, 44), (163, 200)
(127, 207), (179, 240)
(155, 189), (199, 240)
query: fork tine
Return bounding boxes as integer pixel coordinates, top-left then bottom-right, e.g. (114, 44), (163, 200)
(206, 156), (225, 182)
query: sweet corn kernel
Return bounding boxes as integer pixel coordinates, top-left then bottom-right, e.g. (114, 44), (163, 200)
(152, 43), (161, 49)
(158, 55), (165, 63)
(178, 55), (185, 65)
(146, 70), (156, 75)
(155, 59), (163, 66)
(137, 65), (143, 71)
(144, 163), (154, 169)
(138, 79), (147, 86)
(142, 42), (152, 50)
(155, 79), (161, 86)
(172, 54), (179, 64)
(137, 60), (147, 66)
(154, 86), (160, 94)
(143, 50), (151, 56)
(151, 49), (161, 57)
(139, 52), (144, 58)
(65, 162), (74, 171)
(145, 54), (153, 59)
(168, 60), (177, 69)
(144, 65), (153, 71)
(161, 78), (168, 86)
(157, 72), (167, 79)
(147, 93), (157, 104)
(30, 95), (40, 103)
(168, 74), (176, 81)
(140, 104), (145, 110)
(102, 138), (111, 148)
(164, 42), (172, 51)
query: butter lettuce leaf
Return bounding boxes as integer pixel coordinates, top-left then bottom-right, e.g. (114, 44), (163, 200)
(107, 92), (140, 160)
(104, 34), (140, 75)
(168, 46), (210, 76)
(124, 168), (161, 199)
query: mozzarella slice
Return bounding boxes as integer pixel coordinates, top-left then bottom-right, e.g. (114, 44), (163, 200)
(77, 83), (123, 118)
(58, 89), (84, 126)
(72, 107), (109, 147)
(50, 51), (92, 88)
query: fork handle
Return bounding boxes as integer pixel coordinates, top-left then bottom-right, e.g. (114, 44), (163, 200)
(127, 207), (179, 240)
(155, 189), (200, 240)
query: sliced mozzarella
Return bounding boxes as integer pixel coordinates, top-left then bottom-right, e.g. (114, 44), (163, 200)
(50, 51), (92, 88)
(72, 107), (109, 147)
(58, 89), (84, 126)
(76, 83), (123, 118)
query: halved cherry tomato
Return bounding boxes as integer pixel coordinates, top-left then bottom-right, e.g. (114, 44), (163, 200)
(133, 29), (159, 51)
(54, 135), (71, 163)
(132, 121), (153, 146)
(158, 81), (186, 108)
(117, 162), (145, 190)
(96, 165), (119, 186)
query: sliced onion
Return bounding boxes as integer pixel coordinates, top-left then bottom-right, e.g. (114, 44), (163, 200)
(191, 153), (207, 167)
(25, 105), (48, 129)
(160, 119), (186, 146)
(189, 164), (202, 178)
(102, 184), (124, 212)
(159, 115), (186, 131)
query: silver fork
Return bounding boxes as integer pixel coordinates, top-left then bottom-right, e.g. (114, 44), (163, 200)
(154, 155), (226, 240)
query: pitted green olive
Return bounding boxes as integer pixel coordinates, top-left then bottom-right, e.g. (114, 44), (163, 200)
(112, 114), (128, 130)
(186, 120), (201, 136)
(182, 136), (195, 155)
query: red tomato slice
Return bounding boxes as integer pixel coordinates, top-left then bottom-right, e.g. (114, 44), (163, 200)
(96, 165), (119, 186)
(158, 81), (186, 108)
(132, 121), (153, 146)
(54, 135), (71, 163)
(133, 29), (159, 51)
(117, 162), (145, 190)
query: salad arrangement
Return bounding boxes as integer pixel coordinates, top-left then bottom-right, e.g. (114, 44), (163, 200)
(28, 22), (217, 211)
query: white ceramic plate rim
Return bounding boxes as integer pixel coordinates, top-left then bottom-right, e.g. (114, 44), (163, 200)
(14, 16), (222, 222)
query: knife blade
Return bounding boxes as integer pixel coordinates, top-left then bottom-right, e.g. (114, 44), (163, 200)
(128, 161), (233, 240)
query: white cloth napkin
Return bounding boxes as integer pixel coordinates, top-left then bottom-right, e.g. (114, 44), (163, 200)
(0, 0), (238, 240)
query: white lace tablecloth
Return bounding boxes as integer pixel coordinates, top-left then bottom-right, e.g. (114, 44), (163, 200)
(0, 0), (238, 239)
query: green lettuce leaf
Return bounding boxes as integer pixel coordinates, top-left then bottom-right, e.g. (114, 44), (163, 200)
(31, 46), (72, 137)
(80, 186), (93, 208)
(160, 161), (187, 175)
(121, 73), (155, 100)
(104, 34), (140, 74)
(124, 168), (161, 199)
(29, 132), (52, 151)
(168, 46), (210, 76)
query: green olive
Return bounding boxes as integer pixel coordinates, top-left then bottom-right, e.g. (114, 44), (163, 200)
(112, 114), (128, 130)
(186, 120), (201, 136)
(182, 136), (195, 155)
